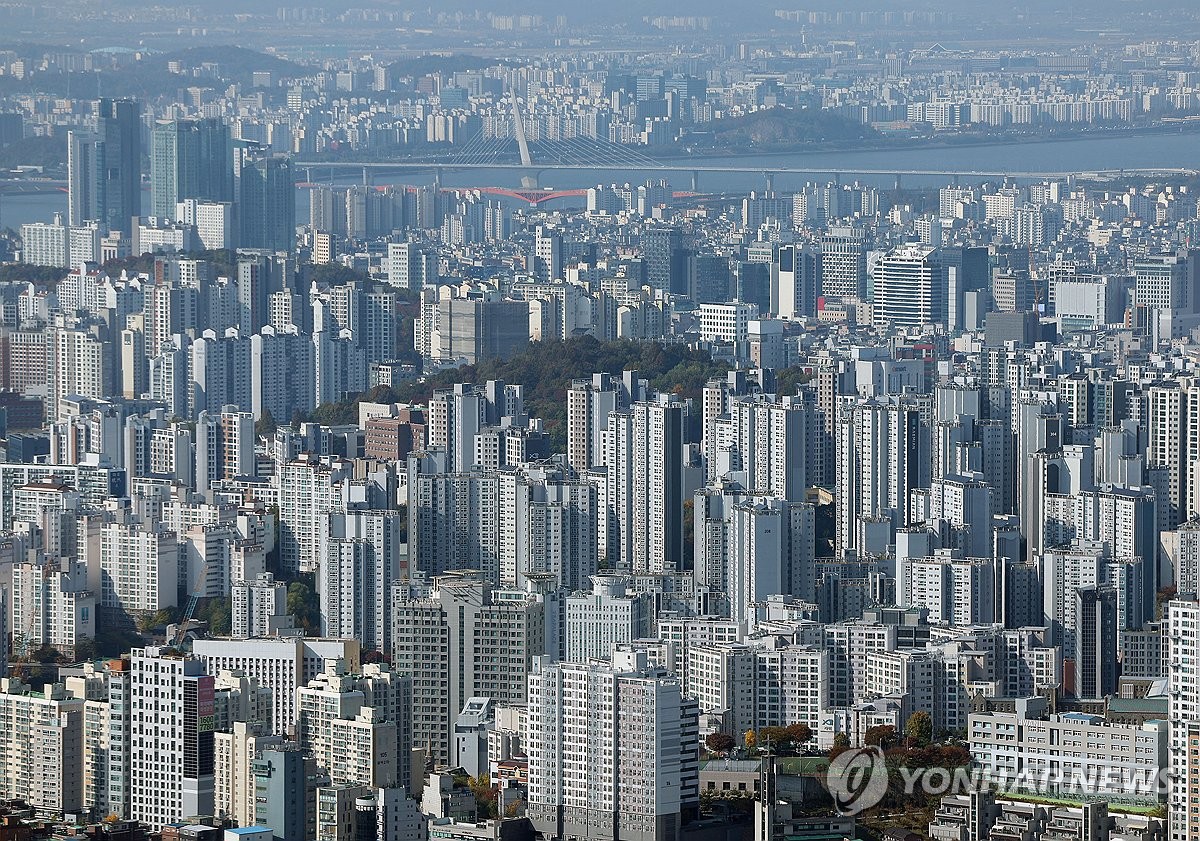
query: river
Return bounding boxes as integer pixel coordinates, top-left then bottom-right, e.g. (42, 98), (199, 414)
(5, 130), (1200, 231)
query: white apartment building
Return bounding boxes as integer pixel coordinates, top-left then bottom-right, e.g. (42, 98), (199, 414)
(318, 510), (405, 652)
(177, 200), (234, 250)
(1168, 598), (1200, 841)
(276, 456), (350, 574)
(694, 484), (817, 627)
(686, 643), (756, 735)
(10, 558), (95, 656)
(527, 650), (700, 841)
(899, 553), (996, 626)
(193, 636), (361, 737)
(0, 678), (85, 814)
(21, 216), (69, 268)
(563, 575), (652, 663)
(752, 643), (828, 732)
(128, 647), (215, 830)
(232, 572), (288, 639)
(295, 664), (411, 791)
(63, 659), (131, 820)
(98, 520), (179, 614)
(970, 706), (1166, 804)
(213, 721), (282, 827)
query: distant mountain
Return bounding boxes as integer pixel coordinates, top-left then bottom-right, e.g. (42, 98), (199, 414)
(164, 46), (308, 81)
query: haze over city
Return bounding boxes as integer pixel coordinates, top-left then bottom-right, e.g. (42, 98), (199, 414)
(0, 2), (1197, 841)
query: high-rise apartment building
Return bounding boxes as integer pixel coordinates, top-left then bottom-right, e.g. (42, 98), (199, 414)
(389, 574), (545, 767)
(532, 226), (564, 283)
(318, 510), (406, 652)
(232, 572), (289, 639)
(604, 395), (690, 574)
(1168, 598), (1200, 841)
(0, 678), (85, 813)
(128, 647), (215, 830)
(527, 649), (700, 841)
(295, 664), (412, 791)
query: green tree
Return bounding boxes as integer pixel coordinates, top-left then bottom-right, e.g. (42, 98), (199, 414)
(196, 597), (232, 636)
(287, 581), (320, 634)
(137, 608), (175, 633)
(256, 409), (277, 438)
(832, 732), (851, 749)
(905, 711), (933, 747)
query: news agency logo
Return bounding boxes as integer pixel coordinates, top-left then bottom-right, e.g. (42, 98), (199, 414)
(825, 746), (888, 815)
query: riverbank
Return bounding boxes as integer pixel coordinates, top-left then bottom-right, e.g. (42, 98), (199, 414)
(656, 121), (1200, 164)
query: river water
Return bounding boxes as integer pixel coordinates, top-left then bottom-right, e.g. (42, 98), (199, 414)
(5, 130), (1200, 230)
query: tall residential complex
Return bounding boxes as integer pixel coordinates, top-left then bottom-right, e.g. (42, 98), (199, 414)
(527, 650), (700, 841)
(128, 647), (215, 830)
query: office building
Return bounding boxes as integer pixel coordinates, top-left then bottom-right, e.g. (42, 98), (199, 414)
(151, 118), (234, 220)
(819, 226), (866, 300)
(239, 151), (295, 253)
(872, 245), (944, 329)
(68, 99), (141, 235)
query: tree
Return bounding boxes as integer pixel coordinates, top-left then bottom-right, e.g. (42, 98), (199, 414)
(744, 729), (757, 749)
(905, 711), (933, 747)
(468, 774), (496, 819)
(705, 732), (737, 754)
(196, 597), (232, 636)
(137, 608), (175, 633)
(785, 722), (813, 746)
(864, 725), (897, 748)
(73, 637), (98, 663)
(832, 732), (851, 749)
(256, 409), (277, 438)
(757, 726), (794, 750)
(287, 581), (320, 634)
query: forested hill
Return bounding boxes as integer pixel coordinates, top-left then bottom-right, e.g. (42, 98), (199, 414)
(311, 336), (731, 448)
(680, 106), (879, 153)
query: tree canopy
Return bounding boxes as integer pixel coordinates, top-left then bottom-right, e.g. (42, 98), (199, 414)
(306, 335), (732, 451)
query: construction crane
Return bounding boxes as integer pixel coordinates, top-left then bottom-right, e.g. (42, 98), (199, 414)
(172, 560), (211, 647)
(11, 570), (42, 682)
